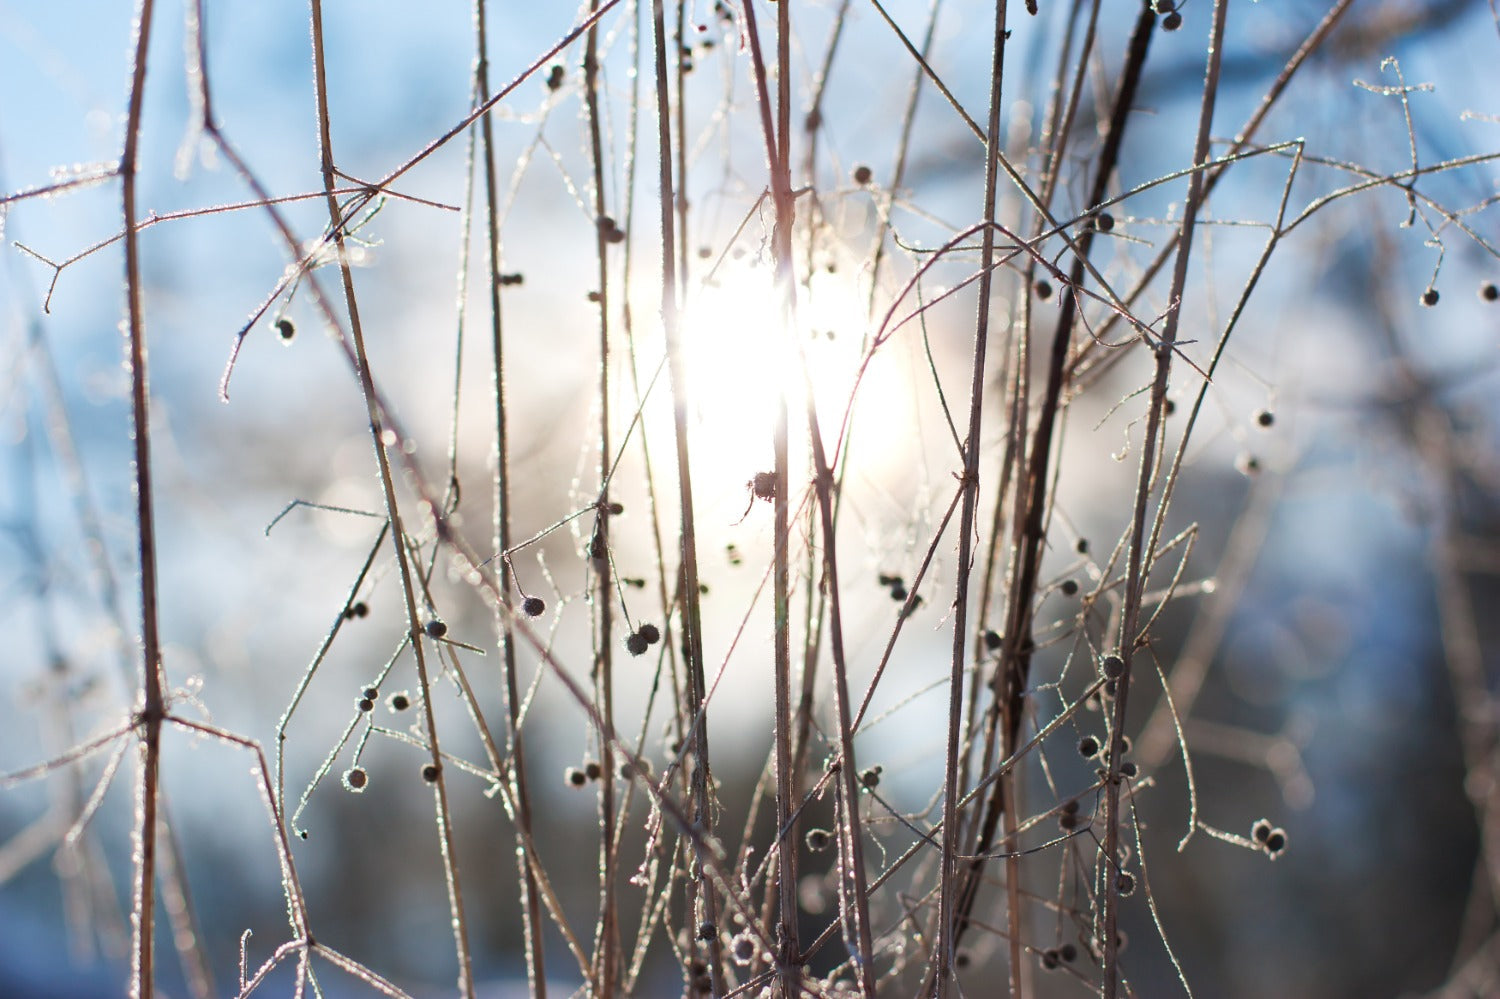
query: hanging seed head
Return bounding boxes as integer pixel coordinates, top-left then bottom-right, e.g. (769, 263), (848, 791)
(424, 620), (447, 639)
(522, 596), (546, 617)
(852, 164), (873, 185)
(1060, 579), (1079, 596)
(1482, 281), (1498, 302)
(1040, 948), (1060, 970)
(1162, 10), (1182, 29)
(276, 318), (296, 342)
(1421, 287), (1440, 307)
(697, 921), (716, 942)
(421, 763), (440, 783)
(566, 767), (587, 787)
(1101, 654), (1125, 679)
(343, 767), (368, 792)
(859, 765), (882, 789)
(626, 631), (650, 656)
(357, 697), (374, 713)
(984, 629), (1002, 650)
(1252, 818), (1274, 843)
(387, 691), (411, 712)
(638, 623), (661, 645)
(1079, 735), (1100, 758)
(1264, 828), (1287, 856)
(584, 761), (602, 781)
(1035, 278), (1053, 300)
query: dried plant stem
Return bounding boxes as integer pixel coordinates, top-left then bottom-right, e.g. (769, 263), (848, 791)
(307, 3), (474, 995)
(932, 2), (1007, 995)
(649, 0), (724, 989)
(120, 1), (163, 995)
(1104, 2), (1226, 996)
(470, 0), (547, 994)
(584, 5), (621, 992)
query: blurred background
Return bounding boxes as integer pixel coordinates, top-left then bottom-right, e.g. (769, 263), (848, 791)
(3, 1), (1500, 996)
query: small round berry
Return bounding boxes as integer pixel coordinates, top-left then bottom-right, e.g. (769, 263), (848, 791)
(806, 828), (832, 852)
(1482, 282), (1498, 302)
(626, 631), (649, 656)
(584, 761), (602, 781)
(1119, 761), (1139, 779)
(343, 767), (368, 792)
(546, 64), (565, 91)
(299, 829), (309, 839)
(1059, 811), (1078, 831)
(1252, 818), (1273, 843)
(1255, 408), (1275, 428)
(889, 584), (908, 602)
(387, 691), (411, 712)
(1034, 278), (1053, 300)
(421, 763), (440, 783)
(852, 164), (873, 185)
(1153, 0), (1175, 12)
(1096, 212), (1114, 232)
(608, 501), (625, 515)
(353, 601), (369, 617)
(1164, 398), (1177, 416)
(424, 620), (448, 639)
(522, 596), (546, 617)
(1059, 943), (1078, 962)
(357, 697), (374, 713)
(697, 921), (716, 942)
(1040, 948), (1060, 970)
(859, 765), (882, 789)
(276, 318), (296, 342)
(1061, 799), (1080, 815)
(1101, 654), (1125, 679)
(1060, 579), (1079, 596)
(1078, 735), (1100, 759)
(1421, 287), (1440, 307)
(566, 767), (587, 787)
(1162, 10), (1182, 30)
(1264, 828), (1287, 855)
(363, 686), (378, 700)
(638, 623), (661, 645)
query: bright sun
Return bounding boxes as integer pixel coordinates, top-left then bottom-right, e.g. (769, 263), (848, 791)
(675, 258), (911, 518)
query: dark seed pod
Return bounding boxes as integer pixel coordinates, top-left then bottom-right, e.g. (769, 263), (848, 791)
(852, 164), (873, 185)
(1059, 943), (1078, 962)
(751, 471), (776, 501)
(276, 318), (296, 342)
(859, 765), (882, 789)
(1421, 287), (1440, 307)
(1162, 10), (1182, 30)
(984, 629), (1002, 650)
(546, 64), (565, 90)
(1482, 281), (1498, 302)
(1264, 828), (1287, 856)
(421, 763), (440, 783)
(357, 698), (374, 713)
(353, 601), (369, 618)
(638, 623), (661, 645)
(1059, 811), (1078, 831)
(697, 921), (716, 942)
(522, 596), (546, 617)
(1096, 212), (1115, 232)
(1119, 761), (1139, 779)
(1101, 654), (1125, 679)
(343, 767), (368, 792)
(608, 501), (624, 515)
(1060, 579), (1079, 596)
(1078, 735), (1100, 759)
(424, 620), (448, 639)
(363, 686), (378, 700)
(1040, 948), (1060, 970)
(499, 272), (525, 286)
(584, 761), (602, 781)
(387, 691), (411, 712)
(1034, 278), (1053, 300)
(1255, 408), (1275, 428)
(1075, 538), (1089, 554)
(567, 767), (587, 787)
(626, 631), (649, 656)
